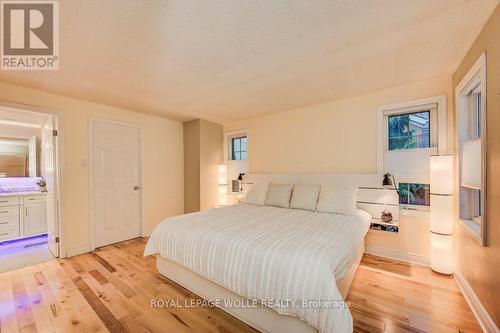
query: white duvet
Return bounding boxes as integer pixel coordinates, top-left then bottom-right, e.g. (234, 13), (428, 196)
(145, 203), (371, 333)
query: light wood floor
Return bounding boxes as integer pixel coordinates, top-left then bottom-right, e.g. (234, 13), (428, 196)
(0, 238), (480, 333)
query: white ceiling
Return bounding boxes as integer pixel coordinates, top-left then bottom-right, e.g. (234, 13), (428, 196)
(0, 0), (497, 123)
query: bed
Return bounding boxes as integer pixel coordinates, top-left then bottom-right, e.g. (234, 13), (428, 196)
(145, 173), (399, 333)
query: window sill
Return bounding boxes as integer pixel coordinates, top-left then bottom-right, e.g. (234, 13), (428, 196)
(459, 219), (484, 245)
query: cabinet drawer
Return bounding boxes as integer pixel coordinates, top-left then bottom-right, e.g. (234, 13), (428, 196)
(23, 196), (46, 204)
(0, 216), (19, 231)
(0, 206), (19, 217)
(0, 226), (19, 241)
(0, 196), (20, 206)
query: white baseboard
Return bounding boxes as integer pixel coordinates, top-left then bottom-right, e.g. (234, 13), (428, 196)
(365, 245), (430, 266)
(454, 270), (499, 333)
(66, 244), (92, 258)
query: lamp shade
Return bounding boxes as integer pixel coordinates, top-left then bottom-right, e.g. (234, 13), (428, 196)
(430, 233), (453, 274)
(430, 155), (453, 195)
(217, 164), (227, 185)
(217, 185), (227, 206)
(461, 140), (481, 189)
(430, 194), (453, 234)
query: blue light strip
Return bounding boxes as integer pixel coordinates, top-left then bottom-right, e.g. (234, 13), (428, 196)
(0, 234), (48, 256)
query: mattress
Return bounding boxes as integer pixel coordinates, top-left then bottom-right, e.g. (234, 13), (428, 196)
(145, 203), (371, 333)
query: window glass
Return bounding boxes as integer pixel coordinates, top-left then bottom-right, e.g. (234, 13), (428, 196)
(233, 138), (241, 151)
(388, 111), (430, 150)
(476, 92), (481, 137)
(240, 137), (247, 151)
(231, 136), (247, 160)
(399, 183), (430, 206)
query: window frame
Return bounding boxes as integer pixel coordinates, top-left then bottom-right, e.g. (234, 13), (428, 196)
(231, 136), (247, 161)
(387, 110), (432, 151)
(224, 130), (249, 163)
(377, 96), (447, 212)
(455, 52), (487, 246)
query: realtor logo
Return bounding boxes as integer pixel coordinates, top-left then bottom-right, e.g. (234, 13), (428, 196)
(1, 0), (59, 70)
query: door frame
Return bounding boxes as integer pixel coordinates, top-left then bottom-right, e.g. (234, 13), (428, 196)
(0, 100), (65, 257)
(89, 117), (144, 251)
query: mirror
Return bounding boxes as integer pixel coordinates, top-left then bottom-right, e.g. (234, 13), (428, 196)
(0, 136), (39, 178)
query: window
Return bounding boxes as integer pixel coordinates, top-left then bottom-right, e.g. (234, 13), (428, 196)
(378, 96), (447, 210)
(399, 183), (430, 206)
(231, 136), (247, 160)
(388, 111), (430, 150)
(456, 52), (486, 245)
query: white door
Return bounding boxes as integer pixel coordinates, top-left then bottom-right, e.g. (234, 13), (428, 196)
(92, 120), (141, 247)
(42, 117), (59, 257)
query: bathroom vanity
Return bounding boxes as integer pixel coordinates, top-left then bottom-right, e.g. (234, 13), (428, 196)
(0, 192), (47, 242)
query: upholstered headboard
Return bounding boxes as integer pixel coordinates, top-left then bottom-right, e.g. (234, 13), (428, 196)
(243, 173), (399, 233)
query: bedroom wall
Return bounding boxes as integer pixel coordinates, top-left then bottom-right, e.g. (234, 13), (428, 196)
(184, 120), (201, 213)
(199, 120), (223, 211)
(452, 5), (500, 326)
(0, 81), (185, 257)
(183, 119), (223, 212)
(223, 76), (453, 259)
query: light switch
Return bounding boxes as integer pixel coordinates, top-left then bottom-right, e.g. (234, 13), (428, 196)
(81, 159), (87, 167)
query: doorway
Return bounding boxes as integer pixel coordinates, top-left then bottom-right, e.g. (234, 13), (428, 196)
(0, 104), (62, 273)
(90, 119), (142, 248)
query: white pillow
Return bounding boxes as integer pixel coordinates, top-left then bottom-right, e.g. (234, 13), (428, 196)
(316, 185), (358, 215)
(244, 182), (269, 205)
(265, 183), (294, 208)
(290, 184), (320, 211)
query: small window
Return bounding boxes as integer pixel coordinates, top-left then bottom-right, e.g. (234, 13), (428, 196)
(388, 111), (430, 150)
(378, 96), (445, 213)
(231, 136), (247, 160)
(399, 183), (430, 206)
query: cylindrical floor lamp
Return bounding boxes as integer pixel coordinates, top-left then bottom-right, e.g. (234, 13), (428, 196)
(430, 155), (454, 274)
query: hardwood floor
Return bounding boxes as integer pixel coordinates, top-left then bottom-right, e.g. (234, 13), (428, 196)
(0, 238), (480, 333)
(347, 255), (480, 333)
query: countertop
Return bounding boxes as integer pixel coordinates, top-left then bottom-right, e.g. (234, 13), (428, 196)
(0, 191), (46, 197)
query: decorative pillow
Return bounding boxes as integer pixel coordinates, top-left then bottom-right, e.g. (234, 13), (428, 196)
(290, 184), (320, 211)
(264, 183), (294, 208)
(316, 185), (358, 215)
(243, 182), (269, 205)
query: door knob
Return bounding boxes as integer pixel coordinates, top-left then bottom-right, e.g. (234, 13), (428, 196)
(133, 186), (140, 190)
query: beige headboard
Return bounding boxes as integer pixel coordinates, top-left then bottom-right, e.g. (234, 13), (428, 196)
(243, 173), (399, 233)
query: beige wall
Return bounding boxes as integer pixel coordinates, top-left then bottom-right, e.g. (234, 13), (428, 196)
(183, 120), (201, 213)
(0, 81), (184, 256)
(453, 5), (500, 326)
(183, 119), (223, 212)
(199, 120), (223, 211)
(224, 76), (453, 258)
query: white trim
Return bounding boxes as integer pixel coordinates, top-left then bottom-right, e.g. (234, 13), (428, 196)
(89, 117), (144, 251)
(455, 52), (487, 246)
(0, 101), (65, 258)
(66, 244), (92, 258)
(456, 53), (487, 95)
(454, 270), (499, 333)
(377, 95), (447, 174)
(365, 244), (430, 266)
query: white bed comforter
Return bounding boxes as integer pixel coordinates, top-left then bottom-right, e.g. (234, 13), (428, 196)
(144, 203), (371, 333)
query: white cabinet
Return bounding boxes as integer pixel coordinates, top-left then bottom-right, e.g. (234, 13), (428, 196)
(24, 198), (47, 236)
(0, 194), (46, 241)
(0, 216), (20, 241)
